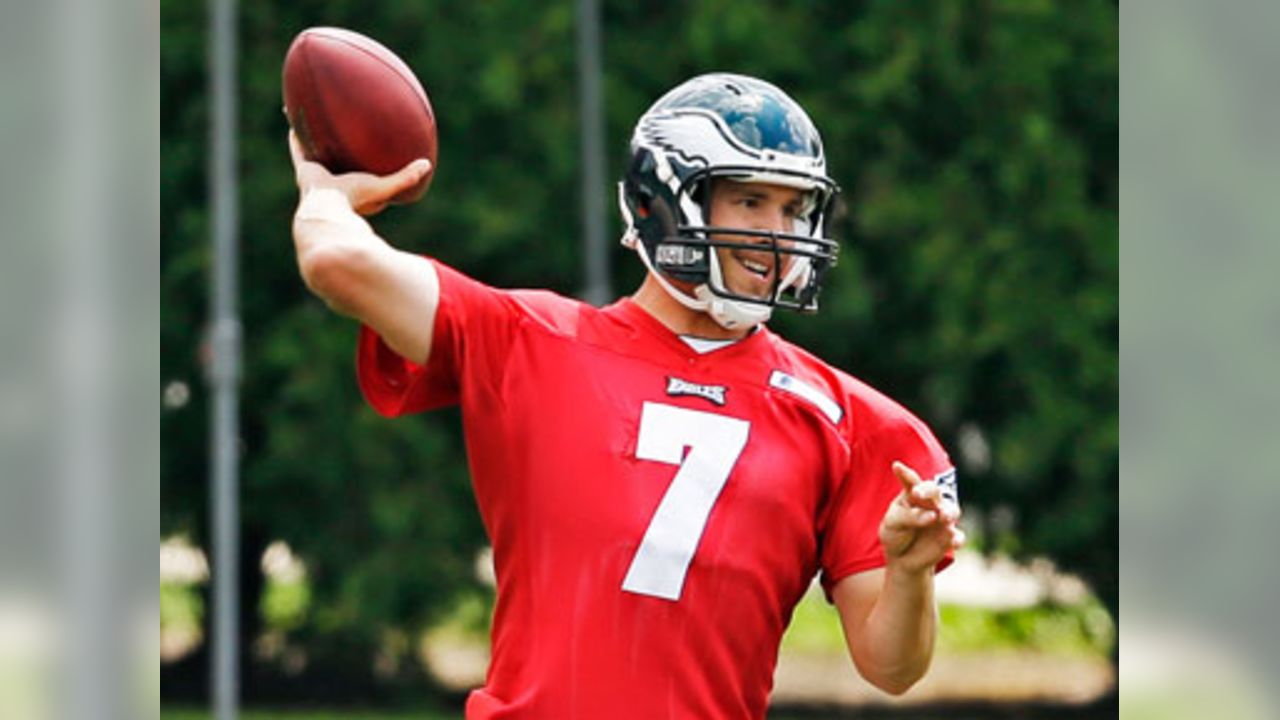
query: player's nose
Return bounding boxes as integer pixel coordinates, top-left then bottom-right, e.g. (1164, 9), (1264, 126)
(752, 205), (791, 234)
(746, 209), (793, 248)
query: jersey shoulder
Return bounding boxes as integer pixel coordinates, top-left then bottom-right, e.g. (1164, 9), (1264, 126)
(507, 290), (648, 356)
(430, 259), (600, 344)
(506, 287), (587, 336)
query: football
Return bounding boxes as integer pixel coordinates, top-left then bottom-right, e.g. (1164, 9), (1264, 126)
(282, 27), (437, 203)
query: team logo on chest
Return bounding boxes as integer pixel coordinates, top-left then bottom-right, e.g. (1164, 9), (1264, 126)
(665, 376), (728, 406)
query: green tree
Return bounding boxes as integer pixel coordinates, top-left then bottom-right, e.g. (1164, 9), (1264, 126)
(800, 0), (1118, 619)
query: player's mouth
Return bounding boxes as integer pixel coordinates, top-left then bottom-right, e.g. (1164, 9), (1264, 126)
(733, 253), (774, 281)
(728, 251), (778, 298)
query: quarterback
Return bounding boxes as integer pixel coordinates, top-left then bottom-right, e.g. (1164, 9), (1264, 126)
(289, 73), (964, 719)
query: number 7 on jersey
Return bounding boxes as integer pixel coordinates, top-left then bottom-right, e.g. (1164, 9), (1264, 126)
(622, 402), (750, 601)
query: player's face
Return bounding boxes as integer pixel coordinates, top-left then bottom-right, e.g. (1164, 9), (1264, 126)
(706, 181), (808, 301)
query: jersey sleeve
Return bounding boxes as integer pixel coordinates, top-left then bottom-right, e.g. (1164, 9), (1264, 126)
(356, 259), (521, 417)
(819, 412), (958, 597)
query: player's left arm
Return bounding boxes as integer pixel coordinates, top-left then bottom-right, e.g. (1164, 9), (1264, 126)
(831, 461), (965, 695)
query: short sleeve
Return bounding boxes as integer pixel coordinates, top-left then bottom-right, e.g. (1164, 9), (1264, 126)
(819, 413), (958, 596)
(356, 259), (521, 417)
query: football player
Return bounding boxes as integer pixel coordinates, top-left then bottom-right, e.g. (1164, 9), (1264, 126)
(289, 73), (963, 719)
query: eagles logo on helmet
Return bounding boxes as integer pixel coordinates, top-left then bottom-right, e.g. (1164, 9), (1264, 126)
(619, 73), (841, 330)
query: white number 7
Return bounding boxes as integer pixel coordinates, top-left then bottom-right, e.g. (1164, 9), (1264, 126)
(622, 402), (750, 601)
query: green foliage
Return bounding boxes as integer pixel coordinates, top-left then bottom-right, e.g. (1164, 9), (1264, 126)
(779, 585), (1114, 659)
(939, 600), (1116, 657)
(162, 0), (1116, 692)
(261, 577), (311, 632)
(778, 586), (847, 655)
(428, 591), (494, 643)
(772, 0), (1118, 618)
(161, 581), (204, 637)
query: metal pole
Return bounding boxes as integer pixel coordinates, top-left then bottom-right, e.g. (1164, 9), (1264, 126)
(208, 0), (241, 717)
(576, 0), (611, 305)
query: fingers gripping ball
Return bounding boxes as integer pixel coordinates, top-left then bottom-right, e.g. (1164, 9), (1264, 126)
(282, 27), (438, 203)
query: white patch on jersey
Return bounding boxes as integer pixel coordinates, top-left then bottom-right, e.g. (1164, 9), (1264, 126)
(767, 370), (844, 424)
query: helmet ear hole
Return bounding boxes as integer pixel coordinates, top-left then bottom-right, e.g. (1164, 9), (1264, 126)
(689, 179), (707, 205)
(637, 184), (657, 219)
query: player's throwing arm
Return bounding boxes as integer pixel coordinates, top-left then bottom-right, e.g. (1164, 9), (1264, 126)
(282, 27), (444, 366)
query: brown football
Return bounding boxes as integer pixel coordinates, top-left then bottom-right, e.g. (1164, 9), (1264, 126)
(282, 27), (437, 203)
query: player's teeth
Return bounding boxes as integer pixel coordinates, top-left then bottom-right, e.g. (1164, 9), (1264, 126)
(742, 259), (769, 275)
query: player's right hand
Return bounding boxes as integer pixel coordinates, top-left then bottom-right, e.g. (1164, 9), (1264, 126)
(288, 130), (431, 216)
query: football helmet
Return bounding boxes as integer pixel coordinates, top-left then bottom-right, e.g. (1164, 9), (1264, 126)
(619, 73), (840, 329)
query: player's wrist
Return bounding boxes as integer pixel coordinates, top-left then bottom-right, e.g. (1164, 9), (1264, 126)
(294, 187), (378, 240)
(296, 187), (355, 219)
(884, 557), (936, 585)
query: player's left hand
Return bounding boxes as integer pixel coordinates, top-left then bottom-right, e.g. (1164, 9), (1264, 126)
(879, 461), (965, 575)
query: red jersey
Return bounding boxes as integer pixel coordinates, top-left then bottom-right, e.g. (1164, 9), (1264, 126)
(357, 261), (956, 719)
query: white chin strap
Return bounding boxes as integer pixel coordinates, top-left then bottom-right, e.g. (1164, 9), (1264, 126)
(699, 245), (773, 329)
(695, 285), (773, 329)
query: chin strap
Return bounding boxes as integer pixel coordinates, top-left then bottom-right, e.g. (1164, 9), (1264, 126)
(695, 286), (772, 329)
(700, 248), (773, 329)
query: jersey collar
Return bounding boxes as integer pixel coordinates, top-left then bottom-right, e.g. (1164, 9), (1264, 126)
(609, 297), (773, 363)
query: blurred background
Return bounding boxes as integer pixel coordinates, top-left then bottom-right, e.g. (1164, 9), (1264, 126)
(161, 1), (1117, 717)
